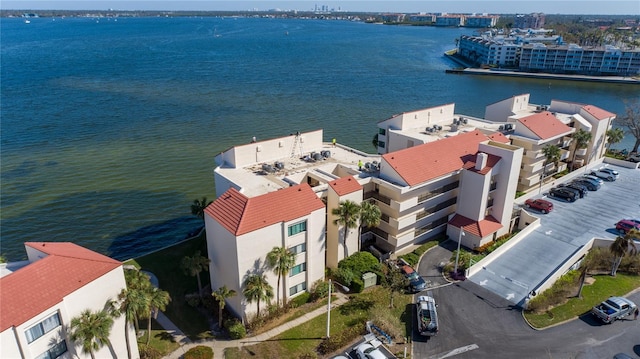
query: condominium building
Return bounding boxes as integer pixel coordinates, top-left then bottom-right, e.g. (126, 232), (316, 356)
(514, 13), (545, 29)
(435, 14), (464, 27)
(484, 94), (615, 192)
(464, 15), (499, 28)
(519, 43), (640, 76)
(0, 242), (137, 359)
(205, 95), (614, 319)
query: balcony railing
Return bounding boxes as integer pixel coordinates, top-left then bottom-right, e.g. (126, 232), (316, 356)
(364, 191), (391, 206)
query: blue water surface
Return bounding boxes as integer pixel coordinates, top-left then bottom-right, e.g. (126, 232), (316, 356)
(1, 16), (636, 261)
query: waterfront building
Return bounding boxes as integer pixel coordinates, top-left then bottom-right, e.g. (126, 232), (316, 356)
(514, 13), (545, 29)
(457, 34), (561, 68)
(519, 43), (640, 76)
(464, 14), (499, 28)
(435, 14), (464, 27)
(484, 94), (615, 192)
(205, 95), (614, 318)
(407, 14), (435, 23)
(0, 243), (137, 359)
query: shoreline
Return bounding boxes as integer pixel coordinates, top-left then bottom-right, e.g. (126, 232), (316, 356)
(445, 67), (640, 85)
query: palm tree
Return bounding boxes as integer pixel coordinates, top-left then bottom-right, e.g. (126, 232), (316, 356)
(142, 287), (171, 345)
(212, 285), (237, 328)
(332, 200), (361, 259)
(610, 229), (639, 277)
(605, 128), (625, 154)
(570, 129), (592, 171)
(358, 200), (381, 252)
(181, 250), (211, 298)
(266, 246), (296, 307)
(540, 144), (561, 191)
(242, 273), (274, 318)
(115, 269), (153, 359)
(191, 197), (212, 220)
(69, 309), (114, 359)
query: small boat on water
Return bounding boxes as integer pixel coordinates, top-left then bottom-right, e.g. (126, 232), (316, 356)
(24, 20), (31, 24)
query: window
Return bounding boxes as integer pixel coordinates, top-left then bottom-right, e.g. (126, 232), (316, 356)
(378, 128), (386, 135)
(288, 221), (307, 236)
(289, 243), (306, 255)
(289, 263), (306, 277)
(25, 313), (61, 343)
(289, 282), (307, 296)
(35, 340), (67, 359)
(378, 141), (385, 148)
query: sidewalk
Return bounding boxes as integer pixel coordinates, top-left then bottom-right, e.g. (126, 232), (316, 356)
(162, 292), (350, 359)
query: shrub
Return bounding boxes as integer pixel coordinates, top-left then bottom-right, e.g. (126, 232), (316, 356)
(310, 279), (331, 301)
(399, 252), (419, 266)
(350, 277), (364, 293)
(184, 346), (213, 359)
(316, 323), (365, 355)
(526, 270), (581, 313)
(138, 344), (162, 359)
(338, 252), (381, 279)
(335, 267), (355, 286)
(298, 351), (318, 359)
(290, 292), (311, 307)
(224, 318), (246, 339)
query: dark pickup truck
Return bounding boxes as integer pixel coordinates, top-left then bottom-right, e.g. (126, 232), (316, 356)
(591, 297), (637, 324)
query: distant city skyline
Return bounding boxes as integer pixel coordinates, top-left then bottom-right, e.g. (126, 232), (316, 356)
(3, 1), (639, 15)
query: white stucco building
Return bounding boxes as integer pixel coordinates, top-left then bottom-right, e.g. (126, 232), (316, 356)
(0, 242), (138, 359)
(204, 95), (615, 319)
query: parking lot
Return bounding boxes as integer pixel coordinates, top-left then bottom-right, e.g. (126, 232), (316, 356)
(468, 165), (640, 306)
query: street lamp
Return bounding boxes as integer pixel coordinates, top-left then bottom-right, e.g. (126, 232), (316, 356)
(326, 279), (350, 338)
(453, 228), (465, 275)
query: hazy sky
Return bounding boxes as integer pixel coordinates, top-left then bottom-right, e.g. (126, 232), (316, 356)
(3, 0), (639, 15)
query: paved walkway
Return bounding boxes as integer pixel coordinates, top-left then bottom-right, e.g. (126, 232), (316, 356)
(161, 292), (350, 359)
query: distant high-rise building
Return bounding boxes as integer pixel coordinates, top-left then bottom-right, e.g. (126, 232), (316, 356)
(514, 13), (545, 29)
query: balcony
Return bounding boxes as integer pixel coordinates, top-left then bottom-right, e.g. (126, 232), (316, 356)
(562, 136), (573, 148)
(364, 191), (391, 206)
(559, 148), (570, 161)
(575, 148), (587, 157)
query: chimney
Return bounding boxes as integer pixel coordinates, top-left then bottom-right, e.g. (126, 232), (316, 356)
(475, 152), (488, 171)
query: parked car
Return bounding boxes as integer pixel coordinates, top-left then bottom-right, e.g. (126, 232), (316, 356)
(572, 178), (601, 191)
(591, 296), (637, 324)
(615, 219), (640, 235)
(583, 174), (604, 185)
(354, 342), (386, 359)
(524, 198), (554, 213)
(559, 182), (588, 198)
(400, 265), (427, 293)
(548, 187), (578, 202)
(590, 167), (619, 181)
(557, 186), (582, 199)
(626, 153), (640, 163)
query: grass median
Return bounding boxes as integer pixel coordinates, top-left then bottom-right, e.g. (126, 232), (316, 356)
(524, 273), (640, 328)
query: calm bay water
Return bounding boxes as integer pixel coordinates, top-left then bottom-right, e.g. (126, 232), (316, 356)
(1, 16), (636, 261)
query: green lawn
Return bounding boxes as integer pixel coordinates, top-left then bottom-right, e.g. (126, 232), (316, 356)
(126, 233), (212, 340)
(524, 274), (640, 328)
(136, 319), (181, 356)
(225, 287), (413, 359)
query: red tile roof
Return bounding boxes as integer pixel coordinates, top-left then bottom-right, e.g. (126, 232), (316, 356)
(463, 153), (501, 175)
(381, 130), (489, 186)
(449, 214), (503, 238)
(518, 112), (573, 140)
(487, 132), (510, 143)
(328, 176), (362, 196)
(582, 105), (615, 121)
(205, 184), (325, 236)
(0, 243), (121, 331)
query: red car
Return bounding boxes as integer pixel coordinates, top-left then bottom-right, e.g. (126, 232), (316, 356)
(524, 198), (554, 214)
(615, 219), (640, 235)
